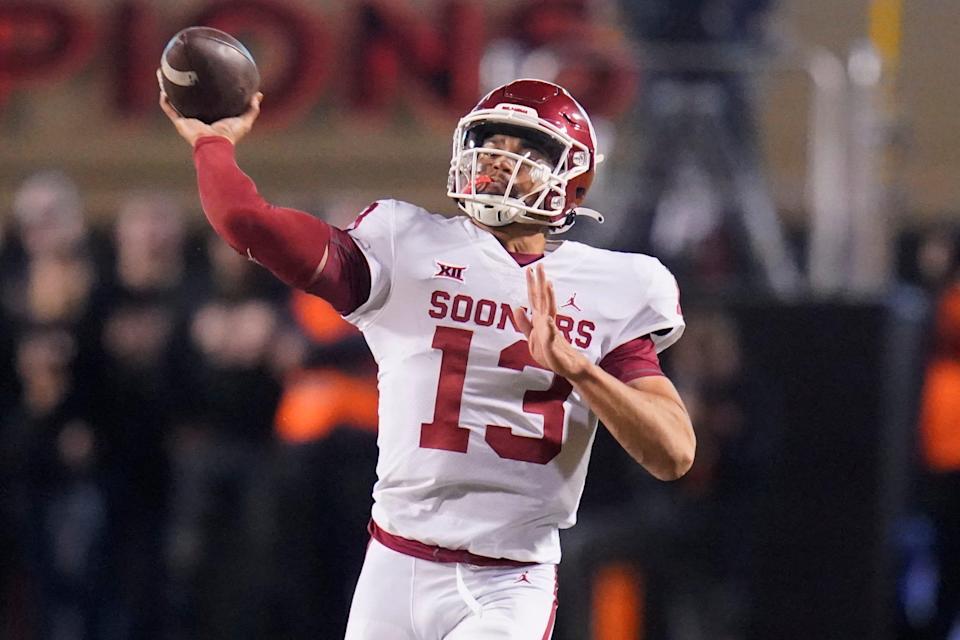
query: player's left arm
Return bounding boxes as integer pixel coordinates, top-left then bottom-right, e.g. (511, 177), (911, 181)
(514, 264), (695, 481)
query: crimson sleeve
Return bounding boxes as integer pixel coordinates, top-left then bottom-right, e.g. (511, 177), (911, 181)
(193, 136), (370, 314)
(598, 335), (663, 383)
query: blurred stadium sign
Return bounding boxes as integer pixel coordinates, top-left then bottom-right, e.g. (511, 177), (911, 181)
(0, 0), (637, 126)
(0, 0), (638, 222)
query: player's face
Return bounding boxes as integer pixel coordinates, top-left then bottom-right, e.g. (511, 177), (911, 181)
(475, 134), (552, 200)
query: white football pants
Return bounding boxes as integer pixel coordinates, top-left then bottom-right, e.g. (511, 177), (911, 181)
(344, 538), (559, 639)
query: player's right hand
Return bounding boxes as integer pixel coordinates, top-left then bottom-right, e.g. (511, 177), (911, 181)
(514, 263), (591, 381)
(158, 68), (262, 147)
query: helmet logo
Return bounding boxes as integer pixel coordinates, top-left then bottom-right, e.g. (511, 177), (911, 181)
(494, 103), (539, 118)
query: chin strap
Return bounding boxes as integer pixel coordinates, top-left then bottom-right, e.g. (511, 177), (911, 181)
(574, 207), (605, 224)
(548, 207), (605, 235)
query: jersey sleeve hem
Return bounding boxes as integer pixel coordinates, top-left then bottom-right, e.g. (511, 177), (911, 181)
(342, 200), (397, 329)
(609, 320), (685, 356)
(340, 241), (388, 328)
(648, 322), (685, 353)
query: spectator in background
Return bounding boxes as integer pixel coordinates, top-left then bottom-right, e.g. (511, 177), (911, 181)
(917, 263), (960, 640)
(3, 171), (98, 327)
(271, 292), (378, 639)
(910, 224), (959, 296)
(164, 232), (295, 640)
(661, 307), (767, 638)
(2, 171), (102, 413)
(0, 213), (18, 458)
(108, 192), (190, 293)
(0, 171), (113, 639)
(0, 304), (20, 637)
(0, 221), (15, 415)
(92, 193), (195, 639)
(0, 185), (19, 636)
(1, 328), (112, 640)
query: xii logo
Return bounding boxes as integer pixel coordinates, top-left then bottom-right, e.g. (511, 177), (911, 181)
(434, 261), (468, 282)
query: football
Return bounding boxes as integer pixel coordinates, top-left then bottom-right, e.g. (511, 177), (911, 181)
(160, 27), (260, 124)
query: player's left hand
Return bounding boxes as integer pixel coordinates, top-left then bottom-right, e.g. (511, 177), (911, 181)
(513, 263), (592, 381)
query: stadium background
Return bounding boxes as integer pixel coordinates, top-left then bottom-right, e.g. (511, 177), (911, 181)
(1, 1), (958, 639)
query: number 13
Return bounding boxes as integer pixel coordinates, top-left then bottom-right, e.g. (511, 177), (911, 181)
(420, 326), (573, 464)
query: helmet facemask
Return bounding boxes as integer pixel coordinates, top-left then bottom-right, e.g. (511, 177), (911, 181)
(447, 111), (592, 229)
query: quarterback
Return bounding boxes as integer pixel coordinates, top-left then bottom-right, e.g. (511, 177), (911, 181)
(160, 78), (695, 639)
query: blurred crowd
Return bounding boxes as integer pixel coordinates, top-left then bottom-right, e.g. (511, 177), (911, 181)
(0, 172), (378, 640)
(899, 226), (960, 640)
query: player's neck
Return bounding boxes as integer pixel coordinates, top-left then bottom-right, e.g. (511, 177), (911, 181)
(472, 220), (547, 255)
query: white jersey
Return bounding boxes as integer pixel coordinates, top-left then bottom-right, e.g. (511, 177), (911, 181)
(344, 199), (684, 564)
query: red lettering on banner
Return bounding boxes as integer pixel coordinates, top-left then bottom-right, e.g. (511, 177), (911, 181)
(0, 0), (635, 123)
(509, 0), (638, 117)
(348, 0), (483, 124)
(193, 0), (327, 125)
(110, 1), (158, 116)
(0, 2), (94, 105)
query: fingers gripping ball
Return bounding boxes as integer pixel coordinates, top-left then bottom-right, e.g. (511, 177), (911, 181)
(160, 27), (260, 124)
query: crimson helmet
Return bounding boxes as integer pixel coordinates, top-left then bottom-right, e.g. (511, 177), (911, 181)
(447, 79), (603, 232)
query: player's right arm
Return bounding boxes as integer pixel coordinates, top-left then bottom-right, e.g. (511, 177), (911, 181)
(515, 263), (694, 480)
(159, 89), (372, 315)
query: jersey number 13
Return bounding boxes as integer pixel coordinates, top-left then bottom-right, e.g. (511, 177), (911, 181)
(420, 326), (574, 464)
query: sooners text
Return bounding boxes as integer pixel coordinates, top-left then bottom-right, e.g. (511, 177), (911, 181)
(428, 290), (594, 348)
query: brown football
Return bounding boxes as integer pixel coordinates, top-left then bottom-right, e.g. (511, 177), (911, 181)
(160, 27), (260, 124)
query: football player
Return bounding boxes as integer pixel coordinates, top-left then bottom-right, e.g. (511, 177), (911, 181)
(160, 77), (695, 639)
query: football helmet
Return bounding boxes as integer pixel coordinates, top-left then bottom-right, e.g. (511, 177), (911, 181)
(447, 79), (603, 232)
